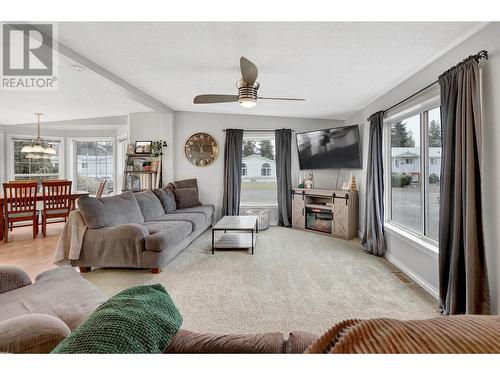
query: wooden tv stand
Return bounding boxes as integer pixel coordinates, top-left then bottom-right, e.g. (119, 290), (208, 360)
(291, 188), (358, 240)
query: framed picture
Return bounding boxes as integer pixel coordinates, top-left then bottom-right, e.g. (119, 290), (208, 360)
(135, 141), (152, 154)
(127, 144), (135, 155)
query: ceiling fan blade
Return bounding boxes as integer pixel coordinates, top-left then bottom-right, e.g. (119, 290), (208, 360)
(258, 97), (306, 101)
(240, 56), (258, 85)
(193, 94), (239, 104)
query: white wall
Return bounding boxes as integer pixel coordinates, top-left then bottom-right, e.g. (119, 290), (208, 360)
(128, 111), (174, 185)
(0, 124), (118, 183)
(173, 111), (347, 219)
(346, 23), (500, 313)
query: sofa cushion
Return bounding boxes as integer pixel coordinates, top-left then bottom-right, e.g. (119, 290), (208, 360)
(144, 222), (193, 252)
(171, 205), (214, 220)
(134, 191), (165, 221)
(0, 266), (32, 294)
(77, 192), (144, 229)
(0, 314), (71, 354)
(174, 187), (202, 209)
(143, 221), (192, 235)
(0, 267), (106, 331)
(173, 178), (198, 190)
(153, 188), (177, 213)
(52, 284), (183, 354)
(304, 316), (500, 354)
(152, 213), (207, 231)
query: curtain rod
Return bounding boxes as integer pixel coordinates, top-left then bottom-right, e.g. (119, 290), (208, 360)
(222, 129), (295, 132)
(366, 50), (488, 121)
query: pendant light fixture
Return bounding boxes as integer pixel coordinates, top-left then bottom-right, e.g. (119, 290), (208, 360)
(21, 113), (57, 159)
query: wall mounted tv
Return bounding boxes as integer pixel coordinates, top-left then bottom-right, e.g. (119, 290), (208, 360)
(296, 125), (362, 170)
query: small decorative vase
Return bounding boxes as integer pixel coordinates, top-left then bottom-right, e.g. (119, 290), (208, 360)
(350, 175), (357, 192)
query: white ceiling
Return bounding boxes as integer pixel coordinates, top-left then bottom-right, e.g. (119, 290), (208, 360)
(0, 22), (486, 125)
(55, 22), (485, 120)
(0, 53), (149, 125)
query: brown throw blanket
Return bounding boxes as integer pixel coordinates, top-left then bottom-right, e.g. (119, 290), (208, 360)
(305, 315), (500, 354)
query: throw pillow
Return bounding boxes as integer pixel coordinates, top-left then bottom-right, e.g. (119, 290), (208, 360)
(174, 187), (202, 209)
(153, 188), (177, 213)
(51, 284), (183, 354)
(134, 191), (166, 221)
(173, 178), (198, 190)
(77, 192), (144, 229)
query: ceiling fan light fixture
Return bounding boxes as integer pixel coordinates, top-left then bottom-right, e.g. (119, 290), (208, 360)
(239, 97), (257, 108)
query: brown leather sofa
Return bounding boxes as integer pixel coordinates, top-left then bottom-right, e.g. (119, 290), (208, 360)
(165, 329), (318, 354)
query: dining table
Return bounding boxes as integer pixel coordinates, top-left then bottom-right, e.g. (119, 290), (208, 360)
(0, 191), (90, 241)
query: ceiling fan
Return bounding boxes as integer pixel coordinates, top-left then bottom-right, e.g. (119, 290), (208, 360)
(193, 57), (305, 108)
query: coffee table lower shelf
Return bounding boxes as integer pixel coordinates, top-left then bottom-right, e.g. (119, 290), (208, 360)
(212, 233), (257, 254)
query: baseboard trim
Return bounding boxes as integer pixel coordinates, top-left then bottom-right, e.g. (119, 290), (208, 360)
(384, 252), (439, 300)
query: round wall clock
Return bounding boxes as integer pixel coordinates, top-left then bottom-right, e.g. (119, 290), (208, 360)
(184, 132), (219, 167)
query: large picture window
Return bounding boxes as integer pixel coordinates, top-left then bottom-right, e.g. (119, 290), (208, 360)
(72, 140), (114, 195)
(387, 106), (441, 242)
(12, 138), (61, 185)
(240, 135), (277, 204)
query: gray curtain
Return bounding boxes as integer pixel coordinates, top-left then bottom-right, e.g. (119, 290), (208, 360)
(275, 129), (292, 227)
(361, 111), (386, 256)
(222, 129), (244, 216)
(438, 57), (490, 315)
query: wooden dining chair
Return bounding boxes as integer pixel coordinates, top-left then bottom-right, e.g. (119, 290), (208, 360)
(41, 180), (72, 237)
(2, 181), (39, 243)
(96, 178), (107, 198)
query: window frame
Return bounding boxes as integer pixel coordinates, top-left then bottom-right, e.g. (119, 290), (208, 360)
(240, 132), (278, 207)
(383, 97), (441, 249)
(7, 134), (65, 182)
(68, 137), (116, 195)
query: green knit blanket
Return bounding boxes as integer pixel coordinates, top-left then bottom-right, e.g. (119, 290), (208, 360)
(52, 284), (183, 354)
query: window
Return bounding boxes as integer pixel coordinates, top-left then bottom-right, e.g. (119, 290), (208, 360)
(12, 138), (61, 185)
(426, 107), (442, 240)
(261, 163), (271, 176)
(72, 140), (114, 195)
(240, 135), (277, 204)
(387, 106), (442, 242)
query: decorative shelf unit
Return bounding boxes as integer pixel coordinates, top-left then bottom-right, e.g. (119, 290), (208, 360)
(292, 188), (358, 240)
(122, 153), (161, 192)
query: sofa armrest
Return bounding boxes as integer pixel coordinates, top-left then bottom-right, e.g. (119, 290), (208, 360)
(0, 314), (71, 353)
(0, 266), (32, 294)
(164, 329), (285, 354)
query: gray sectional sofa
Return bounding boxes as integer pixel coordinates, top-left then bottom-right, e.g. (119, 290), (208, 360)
(71, 187), (214, 273)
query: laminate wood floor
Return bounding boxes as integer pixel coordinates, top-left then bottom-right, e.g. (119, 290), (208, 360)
(0, 223), (63, 279)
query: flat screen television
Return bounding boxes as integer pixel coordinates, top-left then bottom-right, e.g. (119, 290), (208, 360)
(296, 125), (362, 170)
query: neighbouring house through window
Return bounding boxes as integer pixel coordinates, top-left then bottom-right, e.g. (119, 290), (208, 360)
(72, 140), (114, 196)
(388, 106), (442, 242)
(240, 134), (277, 205)
(11, 138), (61, 185)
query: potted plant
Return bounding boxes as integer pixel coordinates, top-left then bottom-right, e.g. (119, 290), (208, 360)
(150, 140), (168, 187)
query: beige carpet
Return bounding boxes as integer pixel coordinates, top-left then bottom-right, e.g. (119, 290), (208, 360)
(82, 227), (439, 335)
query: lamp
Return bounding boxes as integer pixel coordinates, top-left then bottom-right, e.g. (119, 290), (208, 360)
(21, 113), (57, 159)
(238, 97), (257, 108)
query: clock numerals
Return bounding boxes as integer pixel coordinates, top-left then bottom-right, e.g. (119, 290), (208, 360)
(185, 133), (218, 166)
